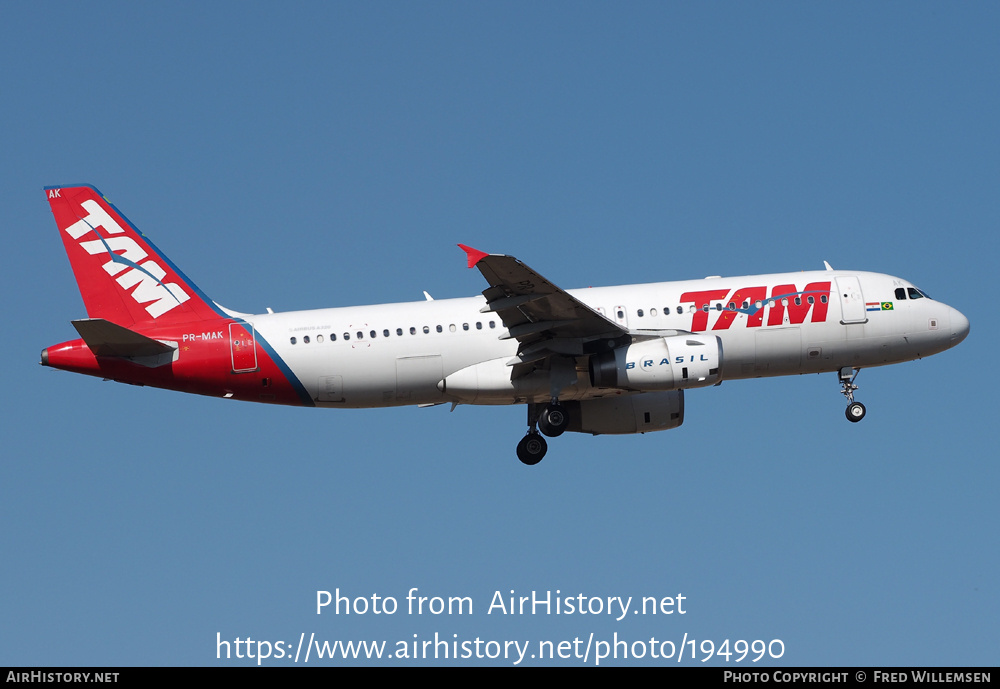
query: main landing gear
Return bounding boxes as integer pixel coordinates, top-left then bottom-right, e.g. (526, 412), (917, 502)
(838, 367), (866, 423)
(516, 433), (546, 466)
(538, 401), (569, 438)
(516, 400), (569, 465)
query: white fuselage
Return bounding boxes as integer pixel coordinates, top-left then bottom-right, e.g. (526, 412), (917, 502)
(247, 269), (968, 408)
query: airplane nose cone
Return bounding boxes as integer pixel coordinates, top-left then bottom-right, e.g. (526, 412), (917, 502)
(950, 308), (970, 345)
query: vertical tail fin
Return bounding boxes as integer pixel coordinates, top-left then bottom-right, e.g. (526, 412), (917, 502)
(46, 185), (222, 327)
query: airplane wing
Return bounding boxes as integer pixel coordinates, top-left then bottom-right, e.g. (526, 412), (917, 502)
(459, 245), (632, 377)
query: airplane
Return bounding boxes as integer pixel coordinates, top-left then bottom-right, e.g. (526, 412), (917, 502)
(41, 184), (970, 465)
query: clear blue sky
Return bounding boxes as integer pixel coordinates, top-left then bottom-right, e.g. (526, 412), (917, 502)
(1, 2), (996, 666)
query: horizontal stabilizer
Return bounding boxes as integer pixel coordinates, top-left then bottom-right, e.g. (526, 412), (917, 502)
(71, 318), (176, 359)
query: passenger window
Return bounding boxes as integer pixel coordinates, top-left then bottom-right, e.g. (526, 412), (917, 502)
(436, 325), (443, 333)
(489, 321), (496, 329)
(423, 326), (430, 334)
(476, 322), (483, 330)
(344, 333), (350, 340)
(330, 333), (337, 341)
(463, 323), (469, 331)
(410, 327), (416, 335)
(728, 302), (736, 311)
(396, 328), (403, 336)
(290, 337), (297, 345)
(794, 297), (801, 306)
(357, 331), (364, 340)
(317, 334), (324, 343)
(807, 296), (814, 305)
(370, 330), (376, 339)
(895, 287), (907, 300)
(650, 308), (658, 317)
(820, 295), (828, 304)
(383, 329), (390, 338)
(303, 335), (310, 344)
(676, 306), (682, 314)
(637, 309), (644, 317)
(449, 324), (457, 332)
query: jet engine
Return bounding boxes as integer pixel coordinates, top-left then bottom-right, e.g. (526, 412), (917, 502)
(589, 334), (723, 391)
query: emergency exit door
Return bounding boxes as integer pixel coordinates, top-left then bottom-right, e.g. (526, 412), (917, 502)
(229, 322), (259, 373)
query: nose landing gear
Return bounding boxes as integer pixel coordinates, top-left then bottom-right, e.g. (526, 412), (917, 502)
(839, 367), (866, 423)
(846, 401), (866, 422)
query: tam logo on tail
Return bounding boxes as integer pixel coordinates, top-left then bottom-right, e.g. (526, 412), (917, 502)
(46, 185), (219, 326)
(62, 197), (191, 318)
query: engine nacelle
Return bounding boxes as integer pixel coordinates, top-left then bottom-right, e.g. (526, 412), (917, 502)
(438, 356), (553, 404)
(589, 334), (722, 391)
(565, 391), (684, 435)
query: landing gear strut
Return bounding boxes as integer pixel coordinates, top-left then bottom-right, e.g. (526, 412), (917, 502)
(838, 367), (866, 423)
(517, 400), (568, 465)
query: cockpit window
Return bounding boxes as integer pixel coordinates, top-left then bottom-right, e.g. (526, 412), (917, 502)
(895, 287), (907, 300)
(908, 287), (928, 300)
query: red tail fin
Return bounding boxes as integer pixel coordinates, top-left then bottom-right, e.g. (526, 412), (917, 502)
(46, 185), (222, 327)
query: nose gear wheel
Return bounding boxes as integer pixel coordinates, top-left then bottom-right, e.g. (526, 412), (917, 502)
(838, 367), (866, 423)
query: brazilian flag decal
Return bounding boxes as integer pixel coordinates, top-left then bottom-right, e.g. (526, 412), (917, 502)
(881, 302), (894, 311)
